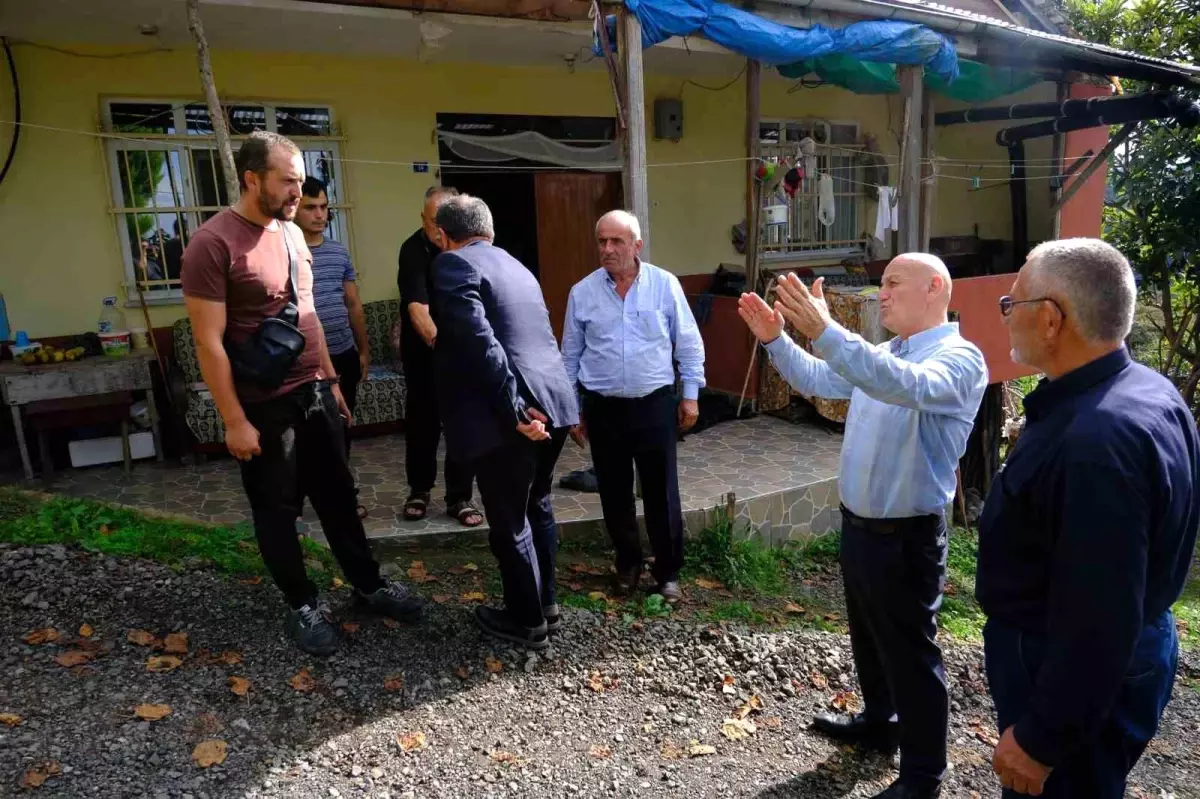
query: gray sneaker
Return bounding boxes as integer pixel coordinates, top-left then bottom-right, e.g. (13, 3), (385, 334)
(357, 580), (424, 623)
(286, 600), (337, 656)
(544, 603), (562, 634)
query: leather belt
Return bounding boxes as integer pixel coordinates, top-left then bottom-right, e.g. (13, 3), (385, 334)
(839, 504), (940, 534)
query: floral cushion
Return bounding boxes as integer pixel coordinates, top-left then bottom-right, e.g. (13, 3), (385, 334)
(171, 304), (407, 446)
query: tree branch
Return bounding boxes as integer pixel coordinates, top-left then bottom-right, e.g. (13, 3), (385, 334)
(186, 0), (239, 204)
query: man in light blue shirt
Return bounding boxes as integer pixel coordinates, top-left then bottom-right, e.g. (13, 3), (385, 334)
(739, 254), (986, 799)
(562, 210), (705, 604)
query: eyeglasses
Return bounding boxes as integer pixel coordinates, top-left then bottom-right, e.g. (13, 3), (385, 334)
(998, 295), (1066, 318)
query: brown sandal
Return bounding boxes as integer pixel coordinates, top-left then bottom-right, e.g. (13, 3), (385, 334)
(403, 492), (430, 521)
(447, 500), (484, 528)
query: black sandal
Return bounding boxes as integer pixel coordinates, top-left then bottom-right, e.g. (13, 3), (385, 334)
(403, 492), (430, 521)
(447, 500), (484, 528)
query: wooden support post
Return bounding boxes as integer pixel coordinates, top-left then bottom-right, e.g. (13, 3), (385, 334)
(897, 65), (924, 254)
(744, 59), (761, 292)
(918, 90), (936, 252)
(186, 0), (239, 204)
(619, 6), (650, 258)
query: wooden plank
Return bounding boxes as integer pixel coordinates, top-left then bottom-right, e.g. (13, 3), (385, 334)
(744, 60), (762, 291)
(897, 65), (924, 254)
(919, 89), (936, 252)
(620, 6), (651, 258)
(186, 0), (239, 203)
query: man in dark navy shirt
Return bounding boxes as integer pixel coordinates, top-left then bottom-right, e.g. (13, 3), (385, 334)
(978, 238), (1199, 798)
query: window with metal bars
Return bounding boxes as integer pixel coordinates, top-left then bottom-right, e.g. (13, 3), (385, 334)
(758, 119), (865, 259)
(101, 100), (348, 302)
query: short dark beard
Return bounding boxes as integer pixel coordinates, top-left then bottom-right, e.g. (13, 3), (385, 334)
(257, 189), (291, 222)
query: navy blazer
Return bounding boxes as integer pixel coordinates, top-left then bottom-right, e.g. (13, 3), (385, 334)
(430, 240), (580, 463)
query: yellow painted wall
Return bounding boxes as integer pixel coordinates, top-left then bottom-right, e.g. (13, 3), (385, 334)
(0, 42), (1060, 338)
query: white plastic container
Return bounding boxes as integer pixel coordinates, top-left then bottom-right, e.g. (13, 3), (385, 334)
(68, 431), (155, 468)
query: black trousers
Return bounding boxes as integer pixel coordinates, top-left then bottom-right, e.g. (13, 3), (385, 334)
(401, 339), (473, 504)
(584, 387), (684, 585)
(471, 428), (569, 627)
(840, 507), (949, 791)
(239, 381), (383, 609)
(330, 346), (361, 458)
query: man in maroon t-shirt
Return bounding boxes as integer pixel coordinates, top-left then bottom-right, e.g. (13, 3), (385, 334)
(182, 131), (421, 656)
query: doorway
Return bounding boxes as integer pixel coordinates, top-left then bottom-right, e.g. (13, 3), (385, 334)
(442, 170), (540, 278)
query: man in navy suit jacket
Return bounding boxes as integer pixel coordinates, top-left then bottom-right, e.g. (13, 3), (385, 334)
(429, 194), (579, 650)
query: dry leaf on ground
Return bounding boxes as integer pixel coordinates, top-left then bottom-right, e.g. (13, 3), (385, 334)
(383, 673), (405, 692)
(761, 716), (783, 730)
(661, 742), (684, 760)
(784, 603), (806, 615)
(227, 676), (251, 697)
(215, 651), (242, 666)
(587, 591), (608, 602)
(490, 750), (524, 767)
(721, 717), (757, 741)
(127, 629), (160, 648)
(397, 731), (427, 752)
(831, 690), (862, 713)
(431, 594), (451, 604)
(288, 668), (317, 692)
(588, 672), (613, 693)
(146, 655), (183, 673)
(455, 665), (470, 681)
(485, 656), (504, 674)
(22, 628), (59, 645)
(341, 622), (360, 635)
(54, 650), (95, 668)
(78, 623), (95, 638)
(163, 632), (189, 655)
(239, 575), (262, 585)
(734, 695), (764, 719)
(810, 672), (829, 690)
(588, 744), (613, 760)
(694, 577), (724, 590)
(330, 577), (344, 589)
(134, 703), (172, 721)
(688, 743), (717, 757)
(381, 617), (400, 630)
(0, 713), (22, 726)
(460, 592), (486, 603)
(19, 761), (61, 789)
(192, 739), (227, 768)
(566, 581), (584, 591)
(462, 562), (478, 572)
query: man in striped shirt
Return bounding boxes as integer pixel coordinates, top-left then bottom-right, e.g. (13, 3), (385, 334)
(296, 176), (371, 517)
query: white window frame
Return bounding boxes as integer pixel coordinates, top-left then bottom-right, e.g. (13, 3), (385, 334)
(100, 98), (349, 304)
(758, 118), (865, 261)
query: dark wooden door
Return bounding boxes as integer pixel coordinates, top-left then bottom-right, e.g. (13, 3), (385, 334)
(535, 172), (621, 340)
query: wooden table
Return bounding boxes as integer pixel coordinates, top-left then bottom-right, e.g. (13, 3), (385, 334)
(0, 350), (164, 480)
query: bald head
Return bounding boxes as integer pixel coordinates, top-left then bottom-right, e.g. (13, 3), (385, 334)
(878, 252), (953, 338)
(596, 210), (642, 243)
(596, 210), (644, 277)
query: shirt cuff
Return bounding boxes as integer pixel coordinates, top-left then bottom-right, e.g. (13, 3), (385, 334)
(1013, 713), (1066, 768)
(681, 382), (700, 401)
(764, 332), (795, 359)
(812, 320), (852, 360)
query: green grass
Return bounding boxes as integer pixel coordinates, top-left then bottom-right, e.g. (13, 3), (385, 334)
(0, 487), (338, 580)
(941, 526), (986, 640)
(1173, 563), (1200, 652)
(683, 508), (801, 595)
(705, 600), (767, 625)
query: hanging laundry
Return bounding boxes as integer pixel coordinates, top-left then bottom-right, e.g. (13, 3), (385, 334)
(783, 167), (803, 198)
(797, 137), (818, 179)
(874, 186), (899, 242)
(817, 174), (836, 227)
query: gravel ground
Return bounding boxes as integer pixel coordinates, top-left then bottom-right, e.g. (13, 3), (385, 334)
(2, 543), (1198, 798)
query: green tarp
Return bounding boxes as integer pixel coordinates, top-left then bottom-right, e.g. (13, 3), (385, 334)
(777, 55), (1042, 102)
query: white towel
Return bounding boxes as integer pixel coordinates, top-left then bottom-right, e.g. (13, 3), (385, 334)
(817, 174), (836, 227)
(874, 186), (899, 242)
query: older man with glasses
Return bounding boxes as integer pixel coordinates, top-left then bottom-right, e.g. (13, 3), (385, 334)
(978, 238), (1199, 798)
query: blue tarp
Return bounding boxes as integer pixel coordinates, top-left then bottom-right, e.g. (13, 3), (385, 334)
(605, 0), (959, 82)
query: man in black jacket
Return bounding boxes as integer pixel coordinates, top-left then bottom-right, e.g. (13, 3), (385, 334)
(978, 238), (1200, 798)
(429, 194), (579, 650)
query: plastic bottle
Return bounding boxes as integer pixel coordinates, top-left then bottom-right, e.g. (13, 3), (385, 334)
(98, 296), (130, 356)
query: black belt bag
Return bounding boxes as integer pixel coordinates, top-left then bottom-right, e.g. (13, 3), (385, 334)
(226, 226), (307, 390)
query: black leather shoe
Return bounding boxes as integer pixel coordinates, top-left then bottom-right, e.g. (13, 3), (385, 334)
(811, 711), (900, 754)
(615, 564), (642, 598)
(870, 779), (941, 799)
(473, 606), (549, 651)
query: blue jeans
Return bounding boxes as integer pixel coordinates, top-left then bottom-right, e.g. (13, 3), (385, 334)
(983, 612), (1179, 799)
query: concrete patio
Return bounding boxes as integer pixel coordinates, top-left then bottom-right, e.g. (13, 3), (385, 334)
(41, 415), (845, 548)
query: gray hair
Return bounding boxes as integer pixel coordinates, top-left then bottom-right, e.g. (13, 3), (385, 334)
(596, 209), (642, 243)
(435, 194), (494, 243)
(1026, 238), (1136, 343)
(425, 185), (459, 200)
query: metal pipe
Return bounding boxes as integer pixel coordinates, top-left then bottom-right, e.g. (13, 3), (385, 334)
(936, 90), (1177, 127)
(1008, 141), (1027, 270)
(997, 98), (1200, 144)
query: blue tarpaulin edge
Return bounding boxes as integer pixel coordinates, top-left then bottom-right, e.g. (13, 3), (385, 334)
(601, 0), (959, 82)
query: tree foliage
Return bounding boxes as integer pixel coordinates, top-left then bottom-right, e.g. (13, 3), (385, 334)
(1065, 0), (1200, 413)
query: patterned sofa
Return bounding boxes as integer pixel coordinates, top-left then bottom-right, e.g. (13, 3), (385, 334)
(171, 299), (406, 445)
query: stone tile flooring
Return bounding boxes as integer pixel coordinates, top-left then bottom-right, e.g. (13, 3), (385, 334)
(42, 415), (843, 542)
